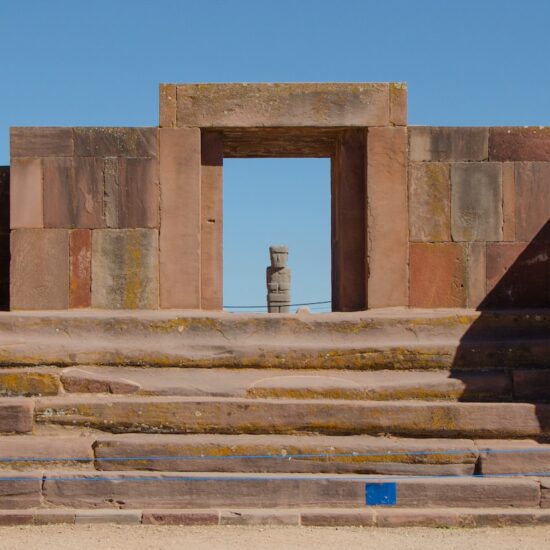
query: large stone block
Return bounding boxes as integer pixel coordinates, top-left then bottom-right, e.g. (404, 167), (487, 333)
(91, 229), (159, 309)
(484, 242), (549, 308)
(0, 472), (42, 509)
(489, 127), (550, 161)
(69, 229), (92, 308)
(104, 158), (159, 228)
(73, 128), (157, 158)
(10, 159), (43, 229)
(367, 127), (408, 308)
(332, 129), (366, 311)
(465, 242), (486, 308)
(0, 399), (33, 433)
(389, 83), (407, 126)
(159, 84), (177, 128)
(10, 228), (69, 309)
(408, 162), (450, 242)
(0, 371), (60, 397)
(477, 439), (550, 475)
(409, 243), (466, 308)
(450, 163), (503, 242)
(174, 83), (391, 127)
(159, 128), (201, 309)
(514, 162), (550, 242)
(513, 370), (550, 401)
(200, 132), (223, 310)
(502, 162), (516, 241)
(43, 157), (103, 228)
(10, 127), (73, 158)
(409, 127), (488, 162)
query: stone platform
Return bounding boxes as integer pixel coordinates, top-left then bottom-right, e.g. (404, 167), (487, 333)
(0, 308), (549, 524)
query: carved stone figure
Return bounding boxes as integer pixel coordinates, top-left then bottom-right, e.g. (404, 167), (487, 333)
(266, 245), (291, 313)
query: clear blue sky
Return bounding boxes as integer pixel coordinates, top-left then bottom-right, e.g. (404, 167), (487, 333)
(1, 0), (549, 310)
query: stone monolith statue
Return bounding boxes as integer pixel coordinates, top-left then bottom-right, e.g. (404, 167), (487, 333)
(266, 245), (291, 313)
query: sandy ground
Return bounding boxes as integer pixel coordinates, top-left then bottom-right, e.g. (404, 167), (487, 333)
(0, 525), (549, 550)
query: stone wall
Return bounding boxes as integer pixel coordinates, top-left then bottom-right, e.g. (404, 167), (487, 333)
(9, 128), (159, 309)
(0, 166), (9, 309)
(408, 127), (550, 308)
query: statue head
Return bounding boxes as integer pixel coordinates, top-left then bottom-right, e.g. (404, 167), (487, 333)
(269, 245), (289, 268)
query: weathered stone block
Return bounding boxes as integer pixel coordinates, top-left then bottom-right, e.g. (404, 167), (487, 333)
(69, 229), (91, 308)
(409, 127), (488, 162)
(159, 85), (177, 128)
(451, 163), (503, 242)
(104, 158), (159, 228)
(502, 162), (516, 241)
(73, 127), (157, 158)
(484, 242), (549, 308)
(11, 127), (73, 158)
(91, 229), (159, 309)
(0, 472), (42, 509)
(367, 126), (408, 308)
(220, 510), (300, 526)
(0, 371), (60, 397)
(409, 243), (466, 308)
(10, 159), (43, 228)
(489, 127), (550, 161)
(301, 510), (376, 527)
(175, 83), (391, 127)
(74, 511), (142, 525)
(159, 128), (201, 309)
(0, 399), (33, 433)
(43, 157), (103, 228)
(408, 162), (450, 242)
(11, 228), (69, 309)
(477, 439), (550, 475)
(389, 83), (407, 126)
(465, 242), (486, 308)
(514, 162), (550, 242)
(201, 131), (223, 310)
(513, 370), (550, 401)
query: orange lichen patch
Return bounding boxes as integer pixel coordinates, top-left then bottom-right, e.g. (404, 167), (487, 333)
(0, 372), (60, 397)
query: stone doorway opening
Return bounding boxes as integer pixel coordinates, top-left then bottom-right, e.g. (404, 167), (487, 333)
(223, 158), (331, 313)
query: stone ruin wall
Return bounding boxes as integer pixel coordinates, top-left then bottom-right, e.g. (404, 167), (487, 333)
(4, 83), (550, 311)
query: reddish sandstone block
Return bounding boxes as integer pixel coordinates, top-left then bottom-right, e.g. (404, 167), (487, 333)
(142, 510), (219, 525)
(489, 127), (550, 161)
(408, 162), (450, 242)
(465, 242), (486, 308)
(502, 162), (516, 241)
(159, 128), (201, 309)
(43, 157), (103, 228)
(514, 162), (550, 242)
(450, 163), (503, 242)
(160, 85), (177, 128)
(10, 158), (43, 229)
(220, 510), (300, 526)
(200, 131), (223, 310)
(409, 127), (488, 162)
(332, 129), (367, 311)
(73, 128), (158, 158)
(69, 229), (91, 308)
(389, 83), (407, 126)
(0, 399), (33, 433)
(484, 242), (549, 308)
(0, 471), (42, 508)
(410, 243), (466, 308)
(301, 510), (375, 527)
(175, 83), (391, 127)
(10, 228), (69, 310)
(10, 127), (73, 158)
(104, 158), (160, 228)
(367, 126), (408, 308)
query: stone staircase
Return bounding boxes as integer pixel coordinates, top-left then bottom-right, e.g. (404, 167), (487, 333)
(1, 309), (550, 526)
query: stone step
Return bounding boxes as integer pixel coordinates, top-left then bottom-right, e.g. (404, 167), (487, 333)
(34, 396), (550, 438)
(1, 507), (550, 527)
(0, 399), (33, 433)
(0, 433), (478, 475)
(2, 366), (529, 401)
(0, 470), (543, 510)
(0, 309), (549, 370)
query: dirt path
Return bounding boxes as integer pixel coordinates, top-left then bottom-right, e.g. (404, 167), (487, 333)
(0, 525), (549, 550)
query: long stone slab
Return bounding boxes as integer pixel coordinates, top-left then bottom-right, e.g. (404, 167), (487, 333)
(0, 472), (42, 509)
(0, 310), (548, 369)
(39, 472), (540, 509)
(34, 397), (550, 438)
(94, 433), (478, 475)
(170, 83), (394, 128)
(476, 439), (550, 475)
